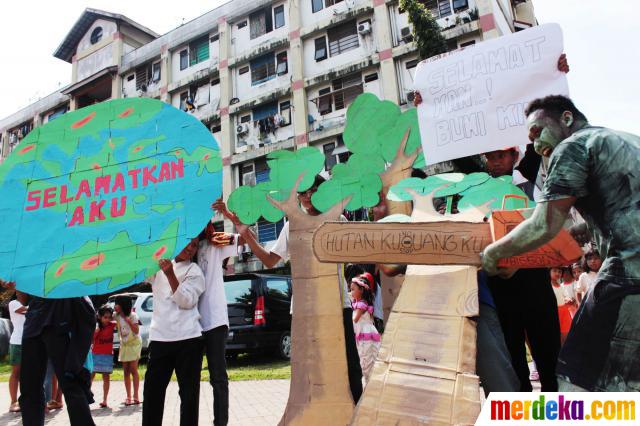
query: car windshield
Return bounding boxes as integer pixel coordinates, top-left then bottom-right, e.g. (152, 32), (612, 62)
(225, 279), (253, 304)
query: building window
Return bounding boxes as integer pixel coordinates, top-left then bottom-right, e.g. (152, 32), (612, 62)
(210, 78), (220, 86)
(210, 34), (220, 42)
(364, 73), (378, 83)
(452, 0), (469, 12)
(333, 72), (363, 111)
(241, 163), (256, 186)
(189, 36), (210, 66)
(328, 20), (359, 57)
(237, 21), (247, 29)
(127, 74), (135, 81)
(250, 53), (277, 85)
(274, 5), (285, 29)
(460, 40), (475, 48)
(323, 142), (337, 170)
(250, 8), (273, 40)
(151, 62), (161, 82)
(311, 0), (323, 13)
(406, 59), (419, 69)
(179, 92), (189, 110)
(318, 87), (332, 115)
(239, 65), (249, 75)
(240, 115), (252, 123)
(210, 122), (222, 133)
(279, 101), (291, 126)
(325, 0), (345, 6)
(90, 27), (103, 44)
(424, 0), (467, 18)
(314, 37), (327, 61)
(179, 50), (188, 70)
(276, 51), (288, 75)
(257, 218), (286, 244)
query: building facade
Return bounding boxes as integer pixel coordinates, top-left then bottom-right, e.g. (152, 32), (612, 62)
(0, 0), (536, 272)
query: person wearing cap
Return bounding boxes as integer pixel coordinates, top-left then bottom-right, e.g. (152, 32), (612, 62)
(142, 237), (205, 426)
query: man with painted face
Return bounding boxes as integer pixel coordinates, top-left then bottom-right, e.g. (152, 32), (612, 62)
(482, 94), (640, 391)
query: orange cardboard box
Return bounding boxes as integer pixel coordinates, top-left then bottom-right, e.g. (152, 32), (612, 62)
(491, 209), (583, 268)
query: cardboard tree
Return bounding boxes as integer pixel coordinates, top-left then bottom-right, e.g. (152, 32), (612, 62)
(342, 93), (423, 325)
(226, 94), (426, 426)
(312, 173), (580, 424)
(228, 147), (357, 426)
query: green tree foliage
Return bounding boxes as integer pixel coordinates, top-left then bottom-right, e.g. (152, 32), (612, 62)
(227, 147), (324, 224)
(312, 153), (385, 212)
(400, 0), (448, 60)
(388, 172), (533, 212)
(343, 93), (425, 167)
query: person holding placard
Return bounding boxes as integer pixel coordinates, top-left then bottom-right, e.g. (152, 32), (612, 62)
(142, 238), (205, 426)
(482, 94), (640, 392)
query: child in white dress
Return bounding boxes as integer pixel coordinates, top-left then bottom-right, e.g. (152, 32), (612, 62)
(350, 273), (381, 383)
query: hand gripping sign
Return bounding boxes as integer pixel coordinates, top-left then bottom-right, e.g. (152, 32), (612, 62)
(414, 23), (569, 165)
(0, 98), (222, 298)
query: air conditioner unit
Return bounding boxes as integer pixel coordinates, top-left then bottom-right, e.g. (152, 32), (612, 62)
(236, 123), (249, 135)
(358, 22), (371, 35)
(242, 171), (256, 186)
(400, 26), (413, 43)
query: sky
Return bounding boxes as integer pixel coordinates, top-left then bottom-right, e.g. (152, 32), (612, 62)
(1, 0), (639, 134)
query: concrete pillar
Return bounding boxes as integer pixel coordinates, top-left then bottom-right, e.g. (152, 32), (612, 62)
(373, 0), (400, 103)
(159, 43), (171, 103)
(476, 0), (500, 40)
(0, 131), (8, 161)
(289, 0), (309, 148)
(217, 17), (235, 232)
(111, 38), (124, 100)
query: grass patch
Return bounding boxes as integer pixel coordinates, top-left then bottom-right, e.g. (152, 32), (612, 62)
(0, 353), (290, 383)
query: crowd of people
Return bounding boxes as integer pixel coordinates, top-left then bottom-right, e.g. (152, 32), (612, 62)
(2, 54), (639, 426)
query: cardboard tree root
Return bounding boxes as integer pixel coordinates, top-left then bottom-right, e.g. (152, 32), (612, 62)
(351, 265), (481, 425)
(351, 191), (484, 425)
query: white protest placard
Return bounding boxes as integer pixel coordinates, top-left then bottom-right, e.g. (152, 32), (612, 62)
(415, 23), (569, 165)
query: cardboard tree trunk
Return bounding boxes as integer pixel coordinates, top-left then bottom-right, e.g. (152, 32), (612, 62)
(271, 190), (354, 426)
(350, 191), (482, 425)
(377, 129), (419, 319)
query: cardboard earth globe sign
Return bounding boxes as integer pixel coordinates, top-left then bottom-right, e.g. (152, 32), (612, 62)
(0, 98), (222, 298)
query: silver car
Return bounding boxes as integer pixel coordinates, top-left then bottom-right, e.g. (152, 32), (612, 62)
(105, 292), (153, 355)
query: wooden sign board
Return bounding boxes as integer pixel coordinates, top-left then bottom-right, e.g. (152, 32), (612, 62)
(491, 209), (583, 268)
(313, 215), (583, 269)
(312, 221), (493, 266)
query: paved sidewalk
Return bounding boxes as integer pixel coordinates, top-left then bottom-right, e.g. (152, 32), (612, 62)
(0, 379), (289, 425)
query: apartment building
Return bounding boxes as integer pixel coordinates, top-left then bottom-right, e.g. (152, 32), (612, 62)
(0, 0), (536, 272)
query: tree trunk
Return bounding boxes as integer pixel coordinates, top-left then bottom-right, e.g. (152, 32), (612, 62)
(273, 191), (354, 425)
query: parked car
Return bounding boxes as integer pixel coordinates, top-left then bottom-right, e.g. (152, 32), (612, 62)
(225, 274), (292, 360)
(105, 292), (153, 356)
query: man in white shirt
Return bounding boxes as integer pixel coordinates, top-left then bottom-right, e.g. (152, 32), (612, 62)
(197, 219), (243, 426)
(142, 237), (205, 426)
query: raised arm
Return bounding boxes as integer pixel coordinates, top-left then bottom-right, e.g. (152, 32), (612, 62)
(482, 196), (575, 275)
(212, 198), (283, 268)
